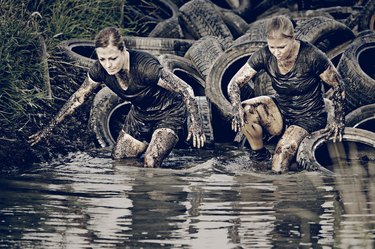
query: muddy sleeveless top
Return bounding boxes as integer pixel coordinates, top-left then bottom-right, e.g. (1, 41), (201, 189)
(88, 50), (185, 120)
(247, 40), (330, 131)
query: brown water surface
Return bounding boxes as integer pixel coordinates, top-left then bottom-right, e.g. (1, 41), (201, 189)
(0, 144), (374, 248)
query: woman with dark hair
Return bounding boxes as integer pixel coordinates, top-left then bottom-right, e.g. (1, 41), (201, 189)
(29, 27), (206, 167)
(227, 15), (345, 173)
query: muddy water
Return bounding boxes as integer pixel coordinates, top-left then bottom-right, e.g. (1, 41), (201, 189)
(0, 144), (374, 248)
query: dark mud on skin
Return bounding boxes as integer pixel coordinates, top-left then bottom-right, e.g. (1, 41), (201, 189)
(0, 144), (374, 248)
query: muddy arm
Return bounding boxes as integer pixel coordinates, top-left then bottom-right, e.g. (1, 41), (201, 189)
(29, 77), (100, 146)
(157, 68), (205, 148)
(227, 63), (257, 132)
(320, 65), (345, 142)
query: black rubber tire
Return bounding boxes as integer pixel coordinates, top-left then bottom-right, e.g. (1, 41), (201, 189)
(89, 88), (214, 148)
(184, 36), (225, 79)
(58, 37), (195, 68)
(219, 9), (250, 39)
(158, 54), (206, 96)
(295, 16), (355, 55)
(337, 31), (375, 113)
(88, 87), (129, 147)
(179, 0), (234, 48)
(123, 36), (194, 57)
(205, 41), (266, 120)
(148, 16), (185, 39)
(358, 0), (375, 31)
(296, 127), (375, 173)
(232, 18), (268, 46)
(345, 103), (375, 133)
(57, 39), (97, 68)
(211, 0), (252, 19)
(194, 96), (215, 148)
(124, 0), (179, 36)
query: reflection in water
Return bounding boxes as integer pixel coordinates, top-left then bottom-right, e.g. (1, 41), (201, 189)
(0, 144), (374, 248)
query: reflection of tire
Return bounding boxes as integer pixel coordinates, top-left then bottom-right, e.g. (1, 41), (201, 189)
(296, 127), (375, 173)
(58, 37), (195, 68)
(345, 103), (375, 133)
(179, 0), (233, 48)
(89, 88), (214, 148)
(88, 87), (128, 147)
(158, 54), (206, 96)
(185, 36), (225, 79)
(337, 31), (375, 113)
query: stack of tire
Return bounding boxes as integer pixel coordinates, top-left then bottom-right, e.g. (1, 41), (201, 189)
(58, 0), (375, 168)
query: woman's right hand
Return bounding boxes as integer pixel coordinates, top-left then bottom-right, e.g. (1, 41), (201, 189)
(28, 127), (52, 146)
(231, 103), (244, 132)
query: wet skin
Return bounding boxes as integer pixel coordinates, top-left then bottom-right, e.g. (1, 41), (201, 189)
(227, 36), (345, 173)
(29, 44), (206, 168)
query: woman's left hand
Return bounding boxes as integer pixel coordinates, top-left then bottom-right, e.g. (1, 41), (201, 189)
(187, 119), (206, 148)
(323, 120), (345, 143)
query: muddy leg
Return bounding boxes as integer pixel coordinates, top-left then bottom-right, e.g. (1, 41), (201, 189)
(112, 128), (147, 159)
(144, 128), (178, 168)
(242, 96), (283, 150)
(272, 125), (309, 173)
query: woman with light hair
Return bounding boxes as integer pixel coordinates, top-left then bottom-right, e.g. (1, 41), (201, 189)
(227, 15), (345, 173)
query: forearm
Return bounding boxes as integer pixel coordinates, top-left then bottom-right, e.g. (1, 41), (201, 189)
(330, 79), (345, 124)
(320, 66), (345, 124)
(158, 69), (201, 122)
(228, 80), (242, 109)
(46, 78), (97, 132)
(228, 64), (256, 108)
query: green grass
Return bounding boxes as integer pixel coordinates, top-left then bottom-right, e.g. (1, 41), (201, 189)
(0, 0), (126, 129)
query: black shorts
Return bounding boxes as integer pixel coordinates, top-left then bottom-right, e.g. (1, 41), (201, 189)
(123, 105), (187, 143)
(271, 96), (327, 133)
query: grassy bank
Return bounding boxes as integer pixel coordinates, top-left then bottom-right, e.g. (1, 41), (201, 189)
(0, 0), (139, 170)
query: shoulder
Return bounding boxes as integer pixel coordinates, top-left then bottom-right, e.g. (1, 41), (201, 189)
(129, 50), (160, 64)
(88, 61), (106, 82)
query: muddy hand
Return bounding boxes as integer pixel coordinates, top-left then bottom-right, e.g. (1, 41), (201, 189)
(231, 104), (244, 132)
(322, 122), (344, 143)
(187, 122), (206, 149)
(28, 128), (50, 146)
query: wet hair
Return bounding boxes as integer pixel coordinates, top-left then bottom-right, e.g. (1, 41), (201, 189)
(94, 27), (125, 51)
(266, 15), (294, 40)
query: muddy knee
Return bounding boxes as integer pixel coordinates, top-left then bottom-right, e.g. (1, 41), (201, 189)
(143, 128), (178, 168)
(112, 132), (147, 159)
(272, 141), (298, 173)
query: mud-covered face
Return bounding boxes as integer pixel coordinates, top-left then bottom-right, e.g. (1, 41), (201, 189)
(96, 45), (126, 75)
(267, 37), (294, 61)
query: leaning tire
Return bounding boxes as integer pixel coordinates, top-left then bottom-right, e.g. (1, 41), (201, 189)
(148, 16), (185, 39)
(194, 96), (215, 148)
(345, 103), (375, 133)
(89, 88), (214, 148)
(337, 31), (375, 113)
(185, 36), (225, 79)
(205, 41), (265, 120)
(88, 87), (130, 147)
(179, 0), (233, 48)
(295, 16), (355, 56)
(358, 0), (375, 31)
(296, 127), (375, 173)
(158, 54), (206, 96)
